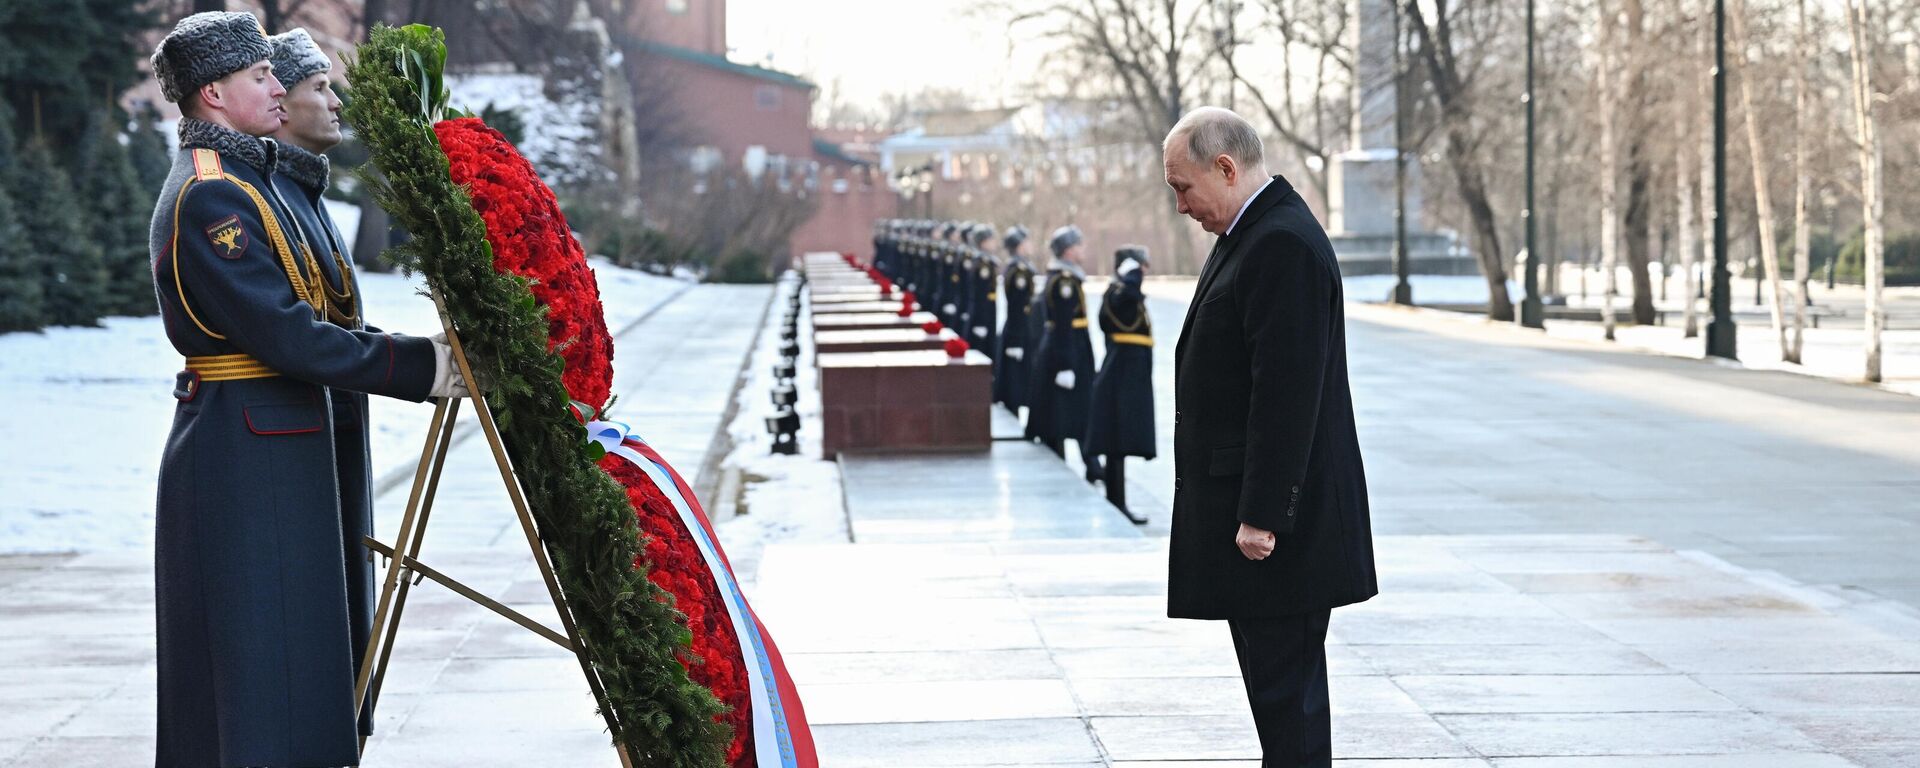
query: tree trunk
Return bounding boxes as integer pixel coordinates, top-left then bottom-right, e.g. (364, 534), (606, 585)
(1732, 0), (1790, 361)
(1789, 0), (1809, 362)
(1599, 3), (1618, 341)
(1844, 0), (1883, 382)
(1621, 0), (1655, 325)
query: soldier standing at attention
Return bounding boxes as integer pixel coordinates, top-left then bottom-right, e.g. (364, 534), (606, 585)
(964, 224), (999, 362)
(995, 226), (1036, 414)
(1026, 225), (1101, 483)
(1085, 246), (1158, 523)
(148, 12), (467, 766)
(265, 26), (389, 745)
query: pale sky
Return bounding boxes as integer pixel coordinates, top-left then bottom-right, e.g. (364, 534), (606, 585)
(726, 0), (1043, 112)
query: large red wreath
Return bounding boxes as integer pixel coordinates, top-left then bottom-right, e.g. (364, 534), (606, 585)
(438, 117), (754, 764)
(436, 117), (614, 410)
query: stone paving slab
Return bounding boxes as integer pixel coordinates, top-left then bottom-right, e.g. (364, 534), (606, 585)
(749, 533), (1920, 766)
(840, 442), (1146, 543)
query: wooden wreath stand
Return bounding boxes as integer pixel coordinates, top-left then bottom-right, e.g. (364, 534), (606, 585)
(354, 290), (634, 767)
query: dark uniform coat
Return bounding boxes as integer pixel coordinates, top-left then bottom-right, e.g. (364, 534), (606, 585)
(938, 246), (964, 328)
(1024, 264), (1095, 446)
(274, 142), (381, 739)
(1085, 272), (1157, 459)
(994, 256), (1038, 410)
(1167, 175), (1378, 620)
(151, 119), (436, 767)
(965, 251), (998, 362)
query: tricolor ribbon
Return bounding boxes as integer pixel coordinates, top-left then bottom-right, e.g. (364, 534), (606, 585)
(591, 416), (817, 767)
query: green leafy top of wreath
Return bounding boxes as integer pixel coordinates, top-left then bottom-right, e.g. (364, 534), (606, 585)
(342, 24), (730, 766)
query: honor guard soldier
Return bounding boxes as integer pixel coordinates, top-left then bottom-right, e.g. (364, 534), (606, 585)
(1026, 225), (1102, 482)
(964, 224), (999, 361)
(148, 12), (467, 767)
(938, 222), (965, 327)
(266, 27), (390, 742)
(1085, 246), (1158, 523)
(956, 224), (979, 334)
(994, 226), (1036, 413)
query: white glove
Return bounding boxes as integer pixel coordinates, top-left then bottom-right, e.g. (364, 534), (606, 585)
(429, 337), (469, 399)
(943, 303), (957, 315)
(1005, 347), (1024, 361)
(1054, 370), (1075, 390)
(973, 326), (988, 337)
(1118, 258), (1141, 276)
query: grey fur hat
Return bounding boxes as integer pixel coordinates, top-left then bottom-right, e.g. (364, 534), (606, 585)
(1003, 225), (1029, 252)
(151, 12), (273, 103)
(1048, 225), (1084, 257)
(969, 224), (996, 247)
(1114, 245), (1151, 270)
(269, 28), (331, 90)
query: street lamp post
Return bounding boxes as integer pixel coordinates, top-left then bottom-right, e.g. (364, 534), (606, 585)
(1520, 0), (1544, 328)
(1391, 0), (1412, 306)
(1707, 0), (1737, 359)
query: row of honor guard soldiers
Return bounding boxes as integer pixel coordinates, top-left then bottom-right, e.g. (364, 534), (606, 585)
(871, 219), (1156, 522)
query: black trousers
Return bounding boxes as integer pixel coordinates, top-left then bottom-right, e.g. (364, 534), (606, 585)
(1228, 610), (1333, 768)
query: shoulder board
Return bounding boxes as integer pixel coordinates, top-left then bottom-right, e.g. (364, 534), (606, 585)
(191, 148), (225, 182)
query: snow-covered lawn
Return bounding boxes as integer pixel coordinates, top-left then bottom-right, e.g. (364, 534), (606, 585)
(0, 259), (687, 554)
(713, 271), (850, 586)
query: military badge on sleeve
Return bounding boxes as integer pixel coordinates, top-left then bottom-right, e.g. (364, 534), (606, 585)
(205, 215), (247, 259)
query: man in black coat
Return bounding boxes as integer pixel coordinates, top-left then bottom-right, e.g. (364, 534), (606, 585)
(1085, 245), (1156, 523)
(1162, 106), (1377, 767)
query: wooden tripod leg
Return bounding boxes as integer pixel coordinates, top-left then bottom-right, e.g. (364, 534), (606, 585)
(356, 395), (450, 722)
(366, 395), (463, 714)
(431, 290), (632, 767)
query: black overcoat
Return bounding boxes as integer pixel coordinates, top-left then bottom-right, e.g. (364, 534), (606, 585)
(1085, 274), (1157, 459)
(965, 252), (998, 362)
(1024, 265), (1095, 444)
(151, 123), (436, 767)
(994, 257), (1038, 409)
(1167, 175), (1378, 620)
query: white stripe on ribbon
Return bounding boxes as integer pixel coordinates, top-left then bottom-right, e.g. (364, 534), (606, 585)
(607, 441), (797, 767)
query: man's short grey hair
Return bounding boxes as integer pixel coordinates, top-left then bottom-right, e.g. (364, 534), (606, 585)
(1165, 107), (1265, 171)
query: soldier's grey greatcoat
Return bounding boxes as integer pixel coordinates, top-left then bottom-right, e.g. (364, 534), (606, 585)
(152, 117), (436, 767)
(274, 141), (382, 738)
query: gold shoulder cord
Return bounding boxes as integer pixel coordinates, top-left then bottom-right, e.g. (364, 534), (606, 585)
(171, 149), (327, 340)
(1102, 284), (1149, 333)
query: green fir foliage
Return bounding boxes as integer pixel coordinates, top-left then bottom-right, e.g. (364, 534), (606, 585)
(79, 115), (157, 316)
(0, 113), (37, 332)
(17, 137), (108, 327)
(341, 25), (730, 766)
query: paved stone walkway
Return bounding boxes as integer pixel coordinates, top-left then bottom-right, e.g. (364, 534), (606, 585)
(7, 277), (1920, 766)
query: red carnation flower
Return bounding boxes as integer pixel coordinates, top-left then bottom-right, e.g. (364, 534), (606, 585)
(921, 320), (943, 335)
(599, 453), (754, 765)
(944, 337), (970, 358)
(435, 117), (614, 410)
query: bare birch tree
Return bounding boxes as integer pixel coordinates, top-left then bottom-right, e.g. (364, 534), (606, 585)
(1731, 0), (1790, 359)
(1843, 0), (1884, 382)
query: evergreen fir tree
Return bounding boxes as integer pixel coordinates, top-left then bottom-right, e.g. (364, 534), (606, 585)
(0, 110), (45, 332)
(128, 102), (172, 192)
(16, 136), (107, 327)
(79, 114), (155, 316)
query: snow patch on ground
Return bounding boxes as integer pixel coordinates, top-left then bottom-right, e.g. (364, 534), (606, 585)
(0, 260), (686, 554)
(713, 272), (849, 586)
